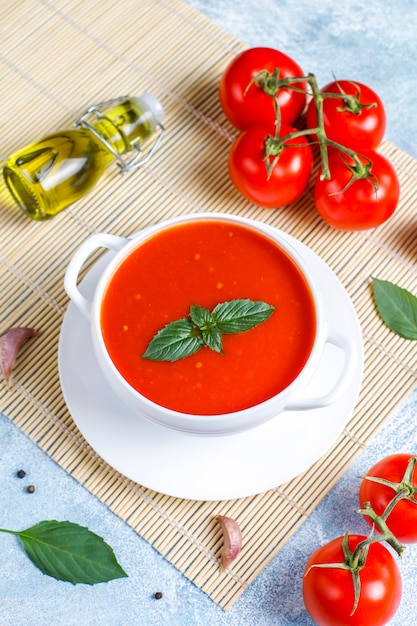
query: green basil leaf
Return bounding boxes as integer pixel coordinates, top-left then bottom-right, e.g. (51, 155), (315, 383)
(190, 305), (223, 352)
(142, 317), (202, 361)
(12, 520), (127, 584)
(372, 277), (417, 340)
(202, 325), (223, 353)
(142, 299), (274, 362)
(213, 299), (275, 334)
(190, 305), (214, 329)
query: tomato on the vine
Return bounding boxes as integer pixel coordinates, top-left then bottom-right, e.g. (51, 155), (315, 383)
(303, 534), (402, 626)
(314, 149), (399, 230)
(359, 454), (417, 544)
(306, 80), (386, 150)
(228, 123), (313, 209)
(219, 47), (307, 130)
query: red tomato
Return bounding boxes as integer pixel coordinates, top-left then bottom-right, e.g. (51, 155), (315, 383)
(314, 149), (399, 230)
(219, 47), (307, 130)
(303, 534), (402, 626)
(228, 124), (313, 208)
(306, 79), (386, 150)
(359, 454), (417, 544)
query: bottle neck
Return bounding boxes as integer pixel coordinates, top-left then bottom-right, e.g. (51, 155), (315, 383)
(91, 97), (159, 157)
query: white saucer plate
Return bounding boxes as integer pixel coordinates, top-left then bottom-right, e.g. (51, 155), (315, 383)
(58, 227), (364, 501)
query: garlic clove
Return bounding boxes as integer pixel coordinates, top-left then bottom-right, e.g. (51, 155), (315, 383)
(216, 515), (242, 571)
(0, 327), (38, 383)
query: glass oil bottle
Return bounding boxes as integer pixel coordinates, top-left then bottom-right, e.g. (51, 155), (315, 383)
(3, 93), (165, 220)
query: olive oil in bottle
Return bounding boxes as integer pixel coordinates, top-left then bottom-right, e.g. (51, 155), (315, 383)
(3, 93), (165, 220)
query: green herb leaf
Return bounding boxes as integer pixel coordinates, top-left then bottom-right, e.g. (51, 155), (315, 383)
(142, 299), (274, 362)
(202, 324), (223, 353)
(190, 305), (223, 353)
(213, 299), (275, 334)
(142, 317), (202, 361)
(372, 277), (417, 339)
(190, 305), (214, 330)
(2, 520), (127, 584)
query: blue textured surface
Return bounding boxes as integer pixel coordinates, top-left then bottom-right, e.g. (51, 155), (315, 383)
(2, 1), (417, 624)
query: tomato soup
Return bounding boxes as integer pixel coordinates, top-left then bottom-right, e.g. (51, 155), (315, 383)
(100, 221), (316, 415)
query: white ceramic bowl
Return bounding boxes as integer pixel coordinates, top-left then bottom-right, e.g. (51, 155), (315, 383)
(64, 213), (358, 435)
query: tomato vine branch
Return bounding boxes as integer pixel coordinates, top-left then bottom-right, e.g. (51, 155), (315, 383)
(252, 69), (378, 183)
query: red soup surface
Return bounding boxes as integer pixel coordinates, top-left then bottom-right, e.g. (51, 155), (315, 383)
(100, 221), (316, 415)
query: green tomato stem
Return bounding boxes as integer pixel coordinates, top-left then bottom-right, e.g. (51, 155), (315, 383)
(359, 456), (417, 505)
(320, 86), (377, 115)
(355, 502), (406, 558)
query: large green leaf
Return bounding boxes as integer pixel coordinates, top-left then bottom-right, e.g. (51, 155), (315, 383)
(372, 277), (417, 340)
(7, 520), (127, 584)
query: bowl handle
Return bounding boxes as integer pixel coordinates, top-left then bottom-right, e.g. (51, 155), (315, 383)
(285, 329), (359, 411)
(64, 233), (128, 320)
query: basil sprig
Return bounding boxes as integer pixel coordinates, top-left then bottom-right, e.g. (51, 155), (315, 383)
(372, 277), (417, 339)
(142, 298), (275, 362)
(0, 520), (127, 584)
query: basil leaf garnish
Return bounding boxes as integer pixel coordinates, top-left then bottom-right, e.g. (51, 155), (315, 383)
(202, 324), (223, 353)
(142, 299), (275, 362)
(190, 305), (223, 353)
(142, 317), (202, 361)
(213, 299), (275, 333)
(372, 277), (417, 340)
(190, 304), (215, 330)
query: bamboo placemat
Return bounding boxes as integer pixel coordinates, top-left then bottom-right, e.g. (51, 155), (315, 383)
(1, 0), (417, 610)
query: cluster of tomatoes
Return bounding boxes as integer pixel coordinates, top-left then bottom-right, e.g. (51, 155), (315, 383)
(219, 47), (400, 230)
(303, 453), (417, 626)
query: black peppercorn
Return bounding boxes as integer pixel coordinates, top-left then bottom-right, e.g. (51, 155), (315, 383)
(17, 470), (26, 478)
(154, 591), (163, 600)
